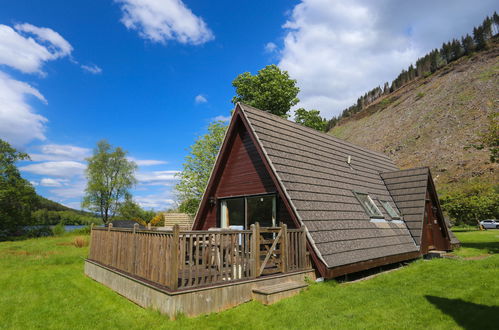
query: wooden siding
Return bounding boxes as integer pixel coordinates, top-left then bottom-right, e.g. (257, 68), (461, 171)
(162, 213), (193, 230)
(199, 121), (293, 230)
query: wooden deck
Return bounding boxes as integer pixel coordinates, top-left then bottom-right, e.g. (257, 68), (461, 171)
(88, 223), (311, 291)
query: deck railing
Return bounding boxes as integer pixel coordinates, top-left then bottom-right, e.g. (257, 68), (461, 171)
(88, 223), (310, 290)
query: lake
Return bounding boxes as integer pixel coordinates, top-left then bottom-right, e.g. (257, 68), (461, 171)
(25, 225), (87, 232)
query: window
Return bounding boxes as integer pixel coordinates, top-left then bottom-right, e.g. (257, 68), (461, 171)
(380, 200), (401, 219)
(353, 192), (383, 218)
(220, 194), (276, 229)
(380, 201), (400, 219)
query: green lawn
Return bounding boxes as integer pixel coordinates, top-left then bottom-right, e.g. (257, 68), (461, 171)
(0, 231), (498, 329)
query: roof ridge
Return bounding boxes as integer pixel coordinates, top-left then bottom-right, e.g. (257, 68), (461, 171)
(381, 166), (429, 175)
(237, 103), (393, 161)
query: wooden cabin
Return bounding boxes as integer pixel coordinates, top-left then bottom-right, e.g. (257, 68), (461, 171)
(193, 103), (458, 278)
(85, 103), (458, 318)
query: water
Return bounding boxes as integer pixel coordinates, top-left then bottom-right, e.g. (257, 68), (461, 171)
(25, 225), (87, 232)
(64, 225), (86, 232)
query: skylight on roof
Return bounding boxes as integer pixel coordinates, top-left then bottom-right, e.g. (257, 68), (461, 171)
(353, 192), (383, 218)
(380, 200), (401, 219)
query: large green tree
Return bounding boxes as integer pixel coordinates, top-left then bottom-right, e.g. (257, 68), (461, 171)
(231, 64), (300, 117)
(175, 121), (227, 215)
(82, 140), (137, 224)
(294, 108), (328, 131)
(440, 182), (499, 226)
(0, 139), (38, 236)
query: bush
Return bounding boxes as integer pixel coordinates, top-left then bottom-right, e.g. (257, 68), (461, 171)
(26, 226), (53, 238)
(440, 182), (499, 225)
(71, 226), (91, 235)
(52, 223), (66, 236)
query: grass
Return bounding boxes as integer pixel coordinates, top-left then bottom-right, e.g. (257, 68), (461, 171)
(0, 231), (498, 329)
(451, 227), (499, 258)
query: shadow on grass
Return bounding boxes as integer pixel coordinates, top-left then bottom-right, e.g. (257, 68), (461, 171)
(426, 296), (499, 330)
(459, 241), (499, 254)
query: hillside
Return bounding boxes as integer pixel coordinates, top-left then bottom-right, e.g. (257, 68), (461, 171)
(329, 43), (499, 189)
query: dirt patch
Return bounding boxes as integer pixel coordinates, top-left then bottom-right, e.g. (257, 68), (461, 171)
(463, 255), (491, 260)
(4, 249), (60, 258)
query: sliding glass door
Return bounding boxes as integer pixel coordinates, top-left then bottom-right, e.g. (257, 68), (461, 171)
(220, 194), (276, 229)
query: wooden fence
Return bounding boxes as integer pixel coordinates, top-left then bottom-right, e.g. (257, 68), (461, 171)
(88, 223), (310, 290)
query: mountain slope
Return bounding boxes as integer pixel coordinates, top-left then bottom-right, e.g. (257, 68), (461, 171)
(329, 43), (499, 188)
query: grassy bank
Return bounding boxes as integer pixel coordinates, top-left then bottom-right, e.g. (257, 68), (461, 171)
(0, 231), (498, 329)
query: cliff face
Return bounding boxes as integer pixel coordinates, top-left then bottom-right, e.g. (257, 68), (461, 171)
(329, 45), (499, 188)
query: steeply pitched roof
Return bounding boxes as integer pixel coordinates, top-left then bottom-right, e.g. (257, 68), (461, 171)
(238, 103), (419, 268)
(381, 167), (429, 245)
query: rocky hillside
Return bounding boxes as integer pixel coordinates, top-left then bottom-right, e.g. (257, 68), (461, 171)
(329, 43), (498, 189)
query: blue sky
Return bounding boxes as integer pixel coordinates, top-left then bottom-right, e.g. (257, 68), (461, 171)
(0, 0), (497, 210)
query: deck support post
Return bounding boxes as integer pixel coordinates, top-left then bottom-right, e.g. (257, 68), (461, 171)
(251, 223), (260, 278)
(301, 226), (307, 268)
(281, 224), (288, 273)
(170, 224), (180, 289)
(133, 223), (138, 273)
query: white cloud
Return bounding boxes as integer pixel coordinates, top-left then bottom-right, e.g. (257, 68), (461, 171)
(20, 161), (86, 178)
(0, 23), (72, 74)
(40, 178), (69, 187)
(278, 0), (498, 117)
(212, 115), (231, 122)
(135, 191), (176, 209)
(30, 144), (92, 161)
(0, 23), (74, 147)
(195, 94), (207, 104)
(81, 64), (102, 74)
(49, 180), (86, 199)
(128, 157), (168, 166)
(136, 170), (179, 185)
(116, 0), (214, 45)
(264, 42), (277, 53)
(0, 72), (48, 146)
(62, 201), (83, 210)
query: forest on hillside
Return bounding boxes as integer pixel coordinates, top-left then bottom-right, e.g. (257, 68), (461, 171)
(327, 12), (499, 130)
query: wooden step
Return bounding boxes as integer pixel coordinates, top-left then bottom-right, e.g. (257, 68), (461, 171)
(425, 250), (448, 259)
(252, 281), (308, 305)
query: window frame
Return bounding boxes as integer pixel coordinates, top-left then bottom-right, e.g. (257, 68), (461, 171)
(353, 191), (384, 219)
(379, 200), (401, 220)
(219, 193), (276, 229)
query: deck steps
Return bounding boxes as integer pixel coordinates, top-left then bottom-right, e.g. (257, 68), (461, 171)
(252, 281), (308, 305)
(425, 250), (449, 259)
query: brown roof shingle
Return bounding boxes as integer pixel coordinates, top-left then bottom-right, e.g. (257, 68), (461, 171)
(381, 167), (429, 245)
(239, 103), (419, 268)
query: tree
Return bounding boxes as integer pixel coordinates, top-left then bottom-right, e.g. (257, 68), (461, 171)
(461, 34), (475, 55)
(82, 140), (137, 224)
(175, 121), (227, 215)
(294, 108), (328, 131)
(440, 182), (499, 226)
(117, 195), (155, 225)
(471, 112), (499, 163)
(231, 64), (300, 117)
(0, 139), (37, 237)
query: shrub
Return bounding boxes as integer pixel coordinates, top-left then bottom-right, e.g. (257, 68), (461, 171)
(71, 226), (91, 235)
(73, 236), (88, 248)
(26, 226), (53, 238)
(52, 223), (66, 236)
(440, 182), (499, 225)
